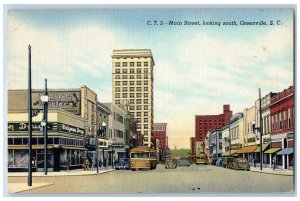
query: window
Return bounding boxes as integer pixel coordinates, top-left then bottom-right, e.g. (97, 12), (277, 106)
(137, 106), (142, 110)
(137, 118), (141, 123)
(137, 68), (142, 73)
(115, 81), (120, 86)
(144, 99), (148, 104)
(144, 81), (148, 85)
(137, 62), (141, 66)
(137, 99), (142, 104)
(144, 68), (148, 73)
(137, 87), (142, 91)
(122, 62), (127, 67)
(115, 69), (120, 74)
(130, 69), (134, 73)
(122, 93), (127, 98)
(144, 62), (148, 66)
(144, 112), (148, 116)
(144, 124), (148, 129)
(130, 81), (135, 85)
(137, 112), (141, 116)
(123, 81), (128, 85)
(115, 93), (120, 98)
(137, 93), (142, 98)
(115, 87), (120, 92)
(144, 93), (148, 98)
(144, 74), (148, 79)
(137, 81), (142, 85)
(123, 75), (128, 79)
(130, 87), (134, 91)
(122, 69), (127, 73)
(115, 75), (120, 79)
(144, 87), (148, 91)
(130, 99), (135, 104)
(115, 62), (120, 67)
(130, 75), (134, 79)
(144, 131), (148, 135)
(144, 118), (148, 123)
(130, 62), (134, 67)
(137, 75), (142, 79)
(130, 93), (134, 98)
(115, 100), (120, 104)
(130, 106), (135, 110)
(144, 105), (148, 110)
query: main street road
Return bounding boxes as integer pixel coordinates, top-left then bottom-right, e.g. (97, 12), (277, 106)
(8, 164), (293, 194)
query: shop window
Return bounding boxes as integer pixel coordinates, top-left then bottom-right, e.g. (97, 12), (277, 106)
(8, 138), (13, 145)
(38, 138), (44, 145)
(54, 138), (59, 144)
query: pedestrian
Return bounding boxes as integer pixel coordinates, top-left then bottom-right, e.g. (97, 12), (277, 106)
(272, 158), (276, 170)
(99, 159), (103, 170)
(103, 158), (107, 169)
(66, 158), (71, 172)
(253, 157), (256, 168)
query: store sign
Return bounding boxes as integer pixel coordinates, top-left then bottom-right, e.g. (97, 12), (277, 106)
(247, 137), (256, 143)
(32, 91), (81, 115)
(8, 122), (54, 131)
(111, 144), (124, 148)
(60, 123), (85, 135)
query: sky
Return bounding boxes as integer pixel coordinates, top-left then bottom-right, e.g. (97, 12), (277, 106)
(7, 8), (294, 149)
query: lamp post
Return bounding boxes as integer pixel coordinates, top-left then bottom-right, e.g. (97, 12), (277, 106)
(259, 88), (263, 171)
(96, 121), (107, 173)
(228, 122), (231, 156)
(28, 45), (32, 186)
(41, 79), (49, 175)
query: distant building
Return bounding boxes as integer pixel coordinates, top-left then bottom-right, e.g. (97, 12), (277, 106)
(152, 123), (168, 161)
(189, 137), (196, 163)
(195, 104), (232, 142)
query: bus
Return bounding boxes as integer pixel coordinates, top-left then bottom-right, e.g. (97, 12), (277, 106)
(195, 153), (208, 165)
(130, 146), (157, 170)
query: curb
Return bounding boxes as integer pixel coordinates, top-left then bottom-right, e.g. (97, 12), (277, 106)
(249, 169), (293, 176)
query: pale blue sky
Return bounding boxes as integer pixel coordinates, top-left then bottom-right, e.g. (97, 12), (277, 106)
(8, 9), (294, 148)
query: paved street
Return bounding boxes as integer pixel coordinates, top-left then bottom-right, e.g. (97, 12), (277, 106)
(8, 164), (293, 194)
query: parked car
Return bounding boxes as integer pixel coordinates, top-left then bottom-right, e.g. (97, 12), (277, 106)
(165, 157), (177, 169)
(228, 158), (250, 171)
(216, 157), (224, 167)
(222, 157), (234, 168)
(115, 158), (130, 170)
(177, 157), (190, 166)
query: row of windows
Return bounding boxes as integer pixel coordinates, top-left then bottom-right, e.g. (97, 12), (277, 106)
(115, 81), (149, 86)
(199, 118), (224, 123)
(115, 93), (149, 98)
(8, 137), (84, 146)
(115, 99), (149, 105)
(136, 124), (149, 129)
(115, 62), (148, 67)
(115, 68), (149, 74)
(114, 112), (124, 124)
(115, 74), (150, 79)
(272, 108), (293, 131)
(115, 86), (149, 92)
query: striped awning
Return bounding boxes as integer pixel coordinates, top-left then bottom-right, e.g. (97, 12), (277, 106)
(264, 148), (281, 154)
(237, 145), (258, 154)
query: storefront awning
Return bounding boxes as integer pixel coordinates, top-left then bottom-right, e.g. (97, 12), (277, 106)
(253, 144), (269, 153)
(237, 145), (258, 154)
(277, 148), (293, 155)
(8, 145), (54, 150)
(264, 148), (281, 154)
(221, 150), (238, 156)
(61, 146), (88, 151)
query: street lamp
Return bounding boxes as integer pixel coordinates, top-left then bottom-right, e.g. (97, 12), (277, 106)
(28, 45), (33, 186)
(96, 121), (107, 173)
(40, 79), (48, 175)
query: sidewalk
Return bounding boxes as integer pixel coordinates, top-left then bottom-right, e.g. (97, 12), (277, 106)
(8, 168), (115, 193)
(250, 167), (293, 176)
(8, 168), (114, 177)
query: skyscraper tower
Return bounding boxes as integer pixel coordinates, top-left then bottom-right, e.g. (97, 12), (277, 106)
(112, 49), (155, 147)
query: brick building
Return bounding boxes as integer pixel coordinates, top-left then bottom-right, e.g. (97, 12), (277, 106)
(270, 86), (294, 169)
(195, 105), (232, 142)
(152, 123), (168, 161)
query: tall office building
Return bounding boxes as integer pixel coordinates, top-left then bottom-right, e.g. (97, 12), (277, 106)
(112, 49), (155, 147)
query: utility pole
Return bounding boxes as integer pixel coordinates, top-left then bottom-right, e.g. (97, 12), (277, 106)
(28, 45), (32, 186)
(43, 79), (48, 175)
(259, 88), (263, 171)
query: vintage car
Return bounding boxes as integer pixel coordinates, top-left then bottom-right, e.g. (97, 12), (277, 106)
(228, 158), (250, 171)
(215, 157), (224, 167)
(221, 157), (234, 168)
(165, 157), (177, 169)
(177, 157), (190, 167)
(115, 158), (130, 170)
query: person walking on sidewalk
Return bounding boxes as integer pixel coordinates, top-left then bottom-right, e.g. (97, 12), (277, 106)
(99, 159), (103, 170)
(66, 158), (71, 172)
(253, 157), (256, 168)
(272, 158), (276, 170)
